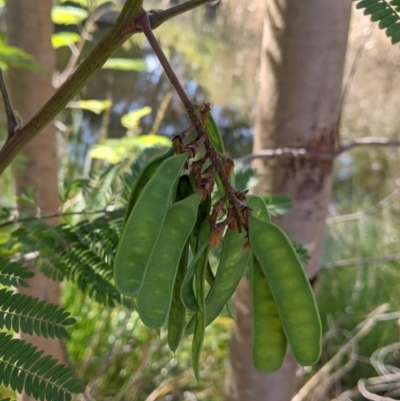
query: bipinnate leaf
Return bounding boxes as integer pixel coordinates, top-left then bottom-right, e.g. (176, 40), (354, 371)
(0, 333), (85, 401)
(0, 289), (75, 339)
(353, 0), (400, 44)
(0, 257), (34, 288)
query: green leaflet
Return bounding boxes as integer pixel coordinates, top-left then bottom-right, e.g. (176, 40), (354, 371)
(353, 0), (400, 44)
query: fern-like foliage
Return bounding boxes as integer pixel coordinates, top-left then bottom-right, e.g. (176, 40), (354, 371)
(6, 151), (161, 308)
(0, 333), (85, 401)
(0, 257), (85, 400)
(353, 0), (400, 44)
(0, 258), (34, 287)
(0, 289), (75, 339)
(11, 217), (131, 307)
(63, 146), (161, 210)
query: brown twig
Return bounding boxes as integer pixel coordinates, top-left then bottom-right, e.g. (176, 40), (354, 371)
(135, 12), (246, 231)
(237, 137), (400, 165)
(326, 187), (400, 225)
(53, 7), (110, 88)
(148, 0), (215, 30)
(0, 208), (120, 228)
(321, 253), (400, 270)
(0, 69), (21, 139)
(0, 0), (214, 174)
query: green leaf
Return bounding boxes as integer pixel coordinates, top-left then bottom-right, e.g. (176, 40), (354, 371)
(290, 239), (311, 264)
(379, 14), (399, 28)
(51, 6), (89, 25)
(356, 0), (378, 8)
(51, 32), (81, 49)
(363, 2), (387, 15)
(370, 7), (392, 20)
(0, 257), (34, 287)
(89, 135), (170, 164)
(391, 29), (400, 43)
(120, 106), (152, 130)
(102, 58), (146, 71)
(67, 99), (112, 114)
(262, 194), (293, 216)
(0, 44), (44, 72)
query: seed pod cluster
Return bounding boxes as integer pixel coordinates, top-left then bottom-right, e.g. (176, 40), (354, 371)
(114, 111), (322, 378)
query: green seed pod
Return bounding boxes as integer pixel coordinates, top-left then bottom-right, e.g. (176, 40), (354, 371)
(136, 192), (202, 329)
(205, 112), (225, 154)
(186, 228), (250, 335)
(246, 194), (271, 222)
(248, 215), (322, 366)
(191, 217), (209, 381)
(192, 308), (205, 381)
(122, 146), (175, 229)
(181, 217), (211, 313)
(246, 194), (287, 372)
(250, 255), (287, 372)
(176, 174), (193, 202)
(204, 228), (250, 324)
(114, 152), (188, 297)
(168, 242), (189, 352)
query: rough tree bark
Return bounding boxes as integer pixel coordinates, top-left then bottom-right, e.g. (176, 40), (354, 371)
(225, 1), (352, 400)
(6, 1), (67, 399)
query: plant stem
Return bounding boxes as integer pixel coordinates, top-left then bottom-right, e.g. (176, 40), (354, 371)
(0, 69), (20, 138)
(149, 0), (215, 30)
(0, 0), (145, 175)
(0, 0), (215, 175)
(0, 208), (119, 228)
(136, 12), (246, 231)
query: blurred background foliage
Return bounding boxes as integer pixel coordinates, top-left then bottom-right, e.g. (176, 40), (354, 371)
(1, 0), (400, 400)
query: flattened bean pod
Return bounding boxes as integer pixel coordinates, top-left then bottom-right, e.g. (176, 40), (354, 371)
(114, 152), (187, 296)
(176, 174), (193, 202)
(204, 112), (235, 191)
(191, 217), (209, 380)
(248, 215), (322, 366)
(168, 242), (189, 352)
(181, 217), (211, 313)
(250, 255), (287, 372)
(189, 194), (214, 288)
(192, 307), (205, 381)
(122, 146), (175, 229)
(136, 192), (202, 329)
(205, 112), (225, 154)
(246, 194), (271, 222)
(189, 194), (211, 252)
(186, 228), (250, 335)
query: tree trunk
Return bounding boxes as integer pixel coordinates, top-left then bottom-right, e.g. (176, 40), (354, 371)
(6, 1), (67, 399)
(225, 1), (351, 400)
